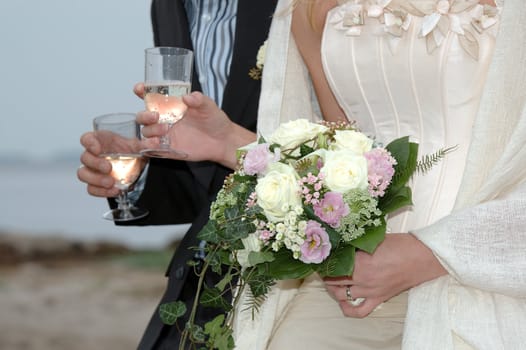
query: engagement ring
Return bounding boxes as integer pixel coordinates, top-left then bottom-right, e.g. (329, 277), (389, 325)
(345, 286), (366, 307)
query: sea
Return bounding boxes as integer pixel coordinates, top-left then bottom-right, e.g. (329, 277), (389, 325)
(0, 159), (189, 249)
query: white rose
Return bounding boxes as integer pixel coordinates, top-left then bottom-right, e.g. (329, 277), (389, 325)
(269, 119), (328, 151)
(255, 162), (302, 222)
(331, 130), (373, 154)
(256, 40), (267, 69)
(321, 150), (369, 193)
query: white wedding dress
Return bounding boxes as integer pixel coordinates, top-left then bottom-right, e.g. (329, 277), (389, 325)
(259, 1), (502, 349)
(233, 0), (526, 348)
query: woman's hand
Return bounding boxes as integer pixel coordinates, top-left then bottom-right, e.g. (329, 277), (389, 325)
(138, 90), (256, 169)
(324, 233), (447, 318)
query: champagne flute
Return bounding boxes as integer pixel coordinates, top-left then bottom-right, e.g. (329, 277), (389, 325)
(93, 113), (149, 221)
(141, 47), (193, 158)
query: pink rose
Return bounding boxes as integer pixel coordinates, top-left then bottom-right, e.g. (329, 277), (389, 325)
(299, 220), (331, 264)
(313, 192), (350, 228)
(243, 143), (278, 175)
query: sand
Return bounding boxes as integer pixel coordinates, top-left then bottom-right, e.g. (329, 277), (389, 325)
(0, 234), (171, 350)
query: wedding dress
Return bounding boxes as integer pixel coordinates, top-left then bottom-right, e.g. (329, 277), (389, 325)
(234, 0), (526, 349)
(265, 1), (499, 348)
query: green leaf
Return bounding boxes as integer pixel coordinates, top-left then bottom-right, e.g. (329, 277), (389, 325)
(300, 143), (315, 157)
(158, 301), (187, 325)
(204, 315), (235, 350)
(246, 272), (275, 298)
(215, 272), (233, 292)
(248, 251), (275, 266)
(351, 219), (386, 254)
(204, 314), (225, 335)
(378, 186), (413, 214)
(386, 137), (419, 191)
(187, 323), (206, 343)
(317, 244), (355, 277)
(224, 206), (240, 221)
(263, 249), (313, 280)
(221, 219), (255, 243)
(200, 287), (233, 311)
(197, 220), (220, 243)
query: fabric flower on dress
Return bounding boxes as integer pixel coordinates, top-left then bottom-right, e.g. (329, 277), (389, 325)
(469, 4), (499, 33)
(406, 0), (480, 55)
(329, 2), (366, 36)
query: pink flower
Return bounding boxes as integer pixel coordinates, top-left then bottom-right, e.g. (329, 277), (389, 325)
(243, 143), (278, 175)
(258, 229), (273, 242)
(299, 220), (331, 264)
(364, 148), (397, 197)
(313, 191), (350, 228)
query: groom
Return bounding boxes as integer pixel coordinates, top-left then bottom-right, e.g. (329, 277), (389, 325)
(134, 0), (277, 349)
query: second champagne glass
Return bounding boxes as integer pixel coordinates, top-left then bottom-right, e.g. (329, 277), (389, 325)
(93, 113), (149, 221)
(141, 47), (194, 158)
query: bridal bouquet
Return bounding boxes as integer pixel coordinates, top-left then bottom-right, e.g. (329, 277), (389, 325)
(160, 119), (448, 350)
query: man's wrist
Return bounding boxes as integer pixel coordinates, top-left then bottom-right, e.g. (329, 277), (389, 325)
(220, 123), (257, 169)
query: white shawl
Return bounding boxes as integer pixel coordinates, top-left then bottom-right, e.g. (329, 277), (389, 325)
(235, 0), (526, 349)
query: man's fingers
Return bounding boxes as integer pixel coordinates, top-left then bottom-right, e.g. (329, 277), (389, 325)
(80, 151), (111, 174)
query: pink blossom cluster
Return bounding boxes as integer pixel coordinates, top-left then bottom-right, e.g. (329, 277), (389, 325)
(299, 172), (324, 205)
(246, 191), (257, 208)
(364, 148), (397, 197)
(254, 219), (274, 242)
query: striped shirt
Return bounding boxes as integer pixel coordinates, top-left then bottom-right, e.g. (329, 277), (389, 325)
(183, 0), (238, 107)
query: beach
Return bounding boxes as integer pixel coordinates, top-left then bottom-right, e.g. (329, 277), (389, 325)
(0, 232), (173, 350)
(0, 160), (190, 349)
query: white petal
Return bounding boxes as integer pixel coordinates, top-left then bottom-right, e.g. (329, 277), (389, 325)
(346, 27), (362, 36)
(402, 15), (413, 31)
(384, 13), (397, 26)
(436, 1), (451, 15)
(469, 4), (484, 19)
(368, 5), (384, 18)
(421, 13), (441, 36)
(449, 14), (464, 35)
(433, 29), (445, 47)
(481, 16), (498, 29)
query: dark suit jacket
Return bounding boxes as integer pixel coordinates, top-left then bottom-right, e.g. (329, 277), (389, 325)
(134, 1), (278, 349)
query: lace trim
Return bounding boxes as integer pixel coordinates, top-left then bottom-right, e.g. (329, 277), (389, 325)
(329, 0), (501, 60)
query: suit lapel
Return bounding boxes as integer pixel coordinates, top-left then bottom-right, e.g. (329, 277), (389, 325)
(222, 0), (278, 125)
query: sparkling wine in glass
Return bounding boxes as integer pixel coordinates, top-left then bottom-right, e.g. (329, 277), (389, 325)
(141, 47), (193, 158)
(93, 113), (149, 221)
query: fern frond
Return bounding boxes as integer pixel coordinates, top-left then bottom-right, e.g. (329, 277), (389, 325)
(417, 145), (458, 174)
(240, 288), (269, 320)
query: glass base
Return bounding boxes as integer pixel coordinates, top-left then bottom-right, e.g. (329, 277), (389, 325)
(141, 147), (188, 159)
(103, 207), (149, 222)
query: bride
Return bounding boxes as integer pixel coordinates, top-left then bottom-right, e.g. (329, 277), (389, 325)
(139, 0), (526, 348)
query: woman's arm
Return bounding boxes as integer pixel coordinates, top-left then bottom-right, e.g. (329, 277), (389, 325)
(291, 0), (346, 122)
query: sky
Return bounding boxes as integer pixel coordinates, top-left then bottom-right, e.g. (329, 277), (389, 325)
(0, 0), (153, 160)
(0, 1), (190, 248)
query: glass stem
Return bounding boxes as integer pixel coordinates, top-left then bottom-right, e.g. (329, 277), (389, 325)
(159, 134), (170, 148)
(116, 190), (132, 219)
(159, 122), (173, 148)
